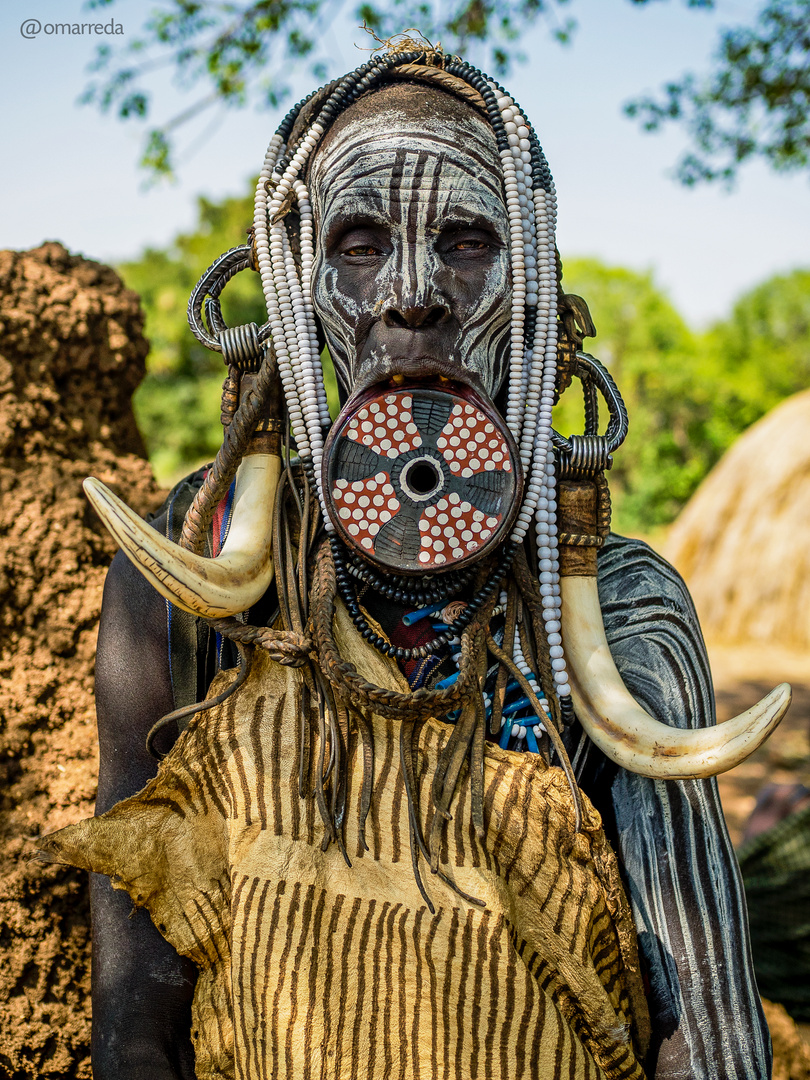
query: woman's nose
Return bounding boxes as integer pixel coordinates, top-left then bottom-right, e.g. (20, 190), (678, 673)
(381, 299), (451, 329)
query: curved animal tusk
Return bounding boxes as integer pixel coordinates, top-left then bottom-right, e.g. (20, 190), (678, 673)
(84, 453), (280, 619)
(561, 574), (791, 779)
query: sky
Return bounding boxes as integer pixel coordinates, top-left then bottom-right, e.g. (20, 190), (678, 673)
(0, 0), (807, 326)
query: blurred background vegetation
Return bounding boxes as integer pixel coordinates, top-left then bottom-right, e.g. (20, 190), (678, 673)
(119, 184), (810, 535)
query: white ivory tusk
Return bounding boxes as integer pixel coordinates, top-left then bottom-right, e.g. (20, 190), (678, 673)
(561, 574), (791, 779)
(84, 453), (281, 619)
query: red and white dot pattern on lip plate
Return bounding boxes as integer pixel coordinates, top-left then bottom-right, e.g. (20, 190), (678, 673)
(331, 471), (401, 553)
(436, 402), (513, 477)
(345, 393), (423, 459)
(418, 491), (500, 566)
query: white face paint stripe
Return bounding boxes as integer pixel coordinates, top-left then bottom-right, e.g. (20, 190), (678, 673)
(311, 117), (505, 203)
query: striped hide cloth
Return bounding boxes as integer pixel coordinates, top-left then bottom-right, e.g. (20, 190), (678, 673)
(44, 601), (651, 1080)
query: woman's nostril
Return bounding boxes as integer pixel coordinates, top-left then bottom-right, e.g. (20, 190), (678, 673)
(382, 303), (451, 329)
(423, 304), (451, 326)
(382, 308), (410, 329)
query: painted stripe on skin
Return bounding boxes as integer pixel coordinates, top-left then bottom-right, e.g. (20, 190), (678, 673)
(310, 112), (513, 396)
(592, 534), (771, 1076)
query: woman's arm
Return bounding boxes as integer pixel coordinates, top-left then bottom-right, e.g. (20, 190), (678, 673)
(91, 547), (197, 1080)
(584, 534), (770, 1079)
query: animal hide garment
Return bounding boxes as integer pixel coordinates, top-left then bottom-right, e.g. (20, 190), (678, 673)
(42, 602), (651, 1079)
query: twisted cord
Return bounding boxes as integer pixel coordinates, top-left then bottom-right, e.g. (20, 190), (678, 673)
(207, 618), (312, 666)
(179, 346), (280, 553)
(310, 538), (493, 721)
(386, 63), (488, 113)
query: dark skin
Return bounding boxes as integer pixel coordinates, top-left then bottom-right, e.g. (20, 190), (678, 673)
(92, 547), (197, 1079)
(324, 217), (507, 399)
(309, 83), (513, 400)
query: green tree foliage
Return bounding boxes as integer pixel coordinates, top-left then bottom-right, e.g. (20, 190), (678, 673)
(704, 268), (810, 406)
(83, 1), (583, 177)
(120, 186), (340, 483)
(79, 0), (803, 184)
(626, 0), (810, 185)
(119, 188), (262, 482)
(557, 261), (810, 531)
(557, 259), (717, 530)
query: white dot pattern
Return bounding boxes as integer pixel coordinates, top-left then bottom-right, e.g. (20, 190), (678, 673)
(417, 492), (500, 567)
(331, 472), (401, 552)
(345, 393), (423, 459)
(437, 403), (513, 477)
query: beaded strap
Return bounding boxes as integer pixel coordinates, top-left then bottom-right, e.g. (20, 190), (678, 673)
(331, 535), (519, 662)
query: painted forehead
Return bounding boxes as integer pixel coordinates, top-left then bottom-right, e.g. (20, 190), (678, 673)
(309, 110), (506, 228)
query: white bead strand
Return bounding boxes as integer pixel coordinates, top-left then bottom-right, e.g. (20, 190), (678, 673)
(269, 221), (310, 457)
(271, 220), (310, 456)
(293, 180), (332, 433)
(501, 140), (528, 443)
(253, 122), (330, 470)
(532, 176), (571, 702)
(253, 132), (285, 307)
(492, 85), (532, 446)
(254, 145), (310, 457)
(491, 88), (561, 557)
(288, 181), (331, 520)
(280, 223), (315, 443)
(510, 183), (557, 543)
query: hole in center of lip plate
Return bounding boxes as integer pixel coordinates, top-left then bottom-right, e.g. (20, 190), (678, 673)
(400, 456), (444, 501)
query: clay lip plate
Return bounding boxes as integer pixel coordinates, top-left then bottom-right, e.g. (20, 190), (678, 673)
(322, 382), (523, 575)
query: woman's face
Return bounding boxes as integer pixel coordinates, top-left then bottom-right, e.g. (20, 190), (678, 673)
(309, 97), (512, 400)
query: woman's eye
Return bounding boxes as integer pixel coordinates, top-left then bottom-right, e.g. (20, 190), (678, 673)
(448, 239), (489, 252)
(343, 245), (380, 257)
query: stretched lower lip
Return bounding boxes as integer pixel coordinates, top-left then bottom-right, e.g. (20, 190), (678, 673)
(321, 380), (524, 575)
(353, 357), (483, 398)
(344, 376), (481, 415)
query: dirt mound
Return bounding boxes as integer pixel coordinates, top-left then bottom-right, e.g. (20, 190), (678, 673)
(0, 243), (164, 1079)
(665, 390), (810, 650)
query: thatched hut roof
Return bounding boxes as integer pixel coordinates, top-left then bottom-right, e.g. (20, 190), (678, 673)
(665, 389), (810, 650)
